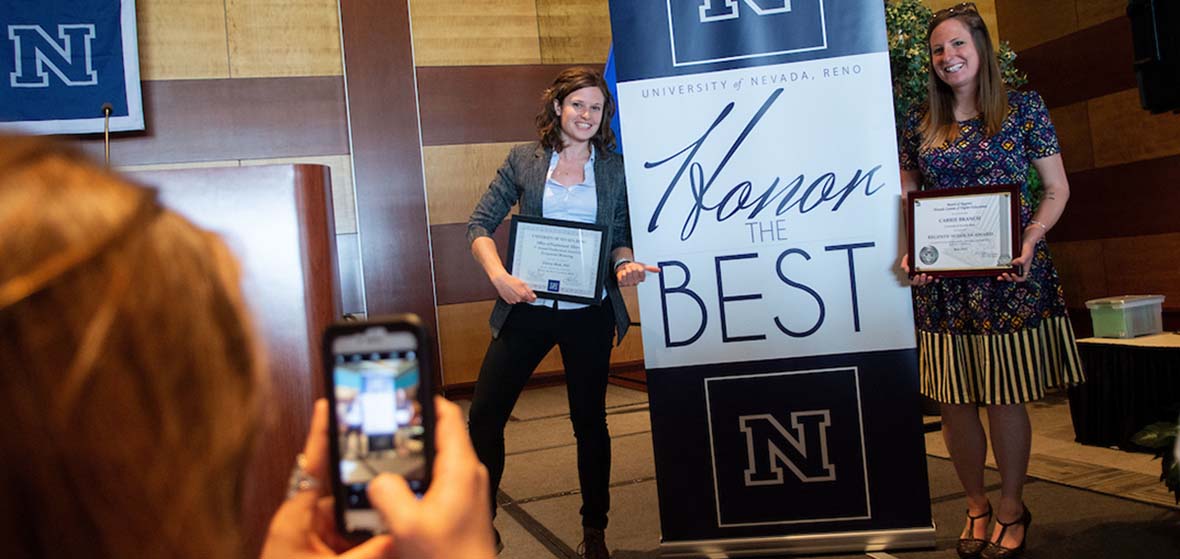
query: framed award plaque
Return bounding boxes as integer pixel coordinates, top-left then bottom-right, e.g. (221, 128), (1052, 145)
(907, 184), (1022, 278)
(505, 215), (608, 305)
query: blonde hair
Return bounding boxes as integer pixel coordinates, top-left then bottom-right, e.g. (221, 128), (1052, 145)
(920, 8), (1009, 151)
(0, 136), (265, 559)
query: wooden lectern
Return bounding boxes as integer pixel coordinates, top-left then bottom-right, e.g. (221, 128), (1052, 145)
(129, 164), (340, 556)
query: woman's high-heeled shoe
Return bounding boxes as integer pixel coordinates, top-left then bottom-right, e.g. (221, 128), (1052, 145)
(981, 505), (1032, 559)
(956, 504), (993, 559)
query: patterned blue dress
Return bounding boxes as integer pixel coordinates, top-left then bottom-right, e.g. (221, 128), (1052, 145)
(899, 90), (1084, 404)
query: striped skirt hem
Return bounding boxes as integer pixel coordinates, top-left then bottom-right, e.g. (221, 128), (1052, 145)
(918, 316), (1086, 405)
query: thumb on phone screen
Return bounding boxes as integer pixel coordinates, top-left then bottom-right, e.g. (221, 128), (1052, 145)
(367, 397), (495, 559)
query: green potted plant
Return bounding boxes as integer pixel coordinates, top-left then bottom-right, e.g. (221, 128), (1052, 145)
(1131, 418), (1180, 504)
(885, 0), (1043, 204)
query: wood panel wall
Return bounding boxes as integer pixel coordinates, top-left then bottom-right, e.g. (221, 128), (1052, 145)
(86, 0), (365, 315)
(136, 0), (342, 79)
(103, 0), (632, 391)
(995, 0), (1180, 333)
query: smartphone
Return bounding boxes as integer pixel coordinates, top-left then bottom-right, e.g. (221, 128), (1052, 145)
(322, 314), (435, 537)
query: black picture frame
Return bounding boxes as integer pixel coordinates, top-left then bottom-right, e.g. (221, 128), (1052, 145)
(505, 215), (608, 305)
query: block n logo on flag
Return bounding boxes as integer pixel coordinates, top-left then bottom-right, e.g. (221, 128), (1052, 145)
(9, 25), (99, 87)
(1, 0), (143, 135)
(667, 0), (827, 66)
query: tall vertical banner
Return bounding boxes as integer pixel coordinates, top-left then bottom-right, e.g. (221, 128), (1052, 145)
(608, 1), (934, 555)
(1, 0), (143, 135)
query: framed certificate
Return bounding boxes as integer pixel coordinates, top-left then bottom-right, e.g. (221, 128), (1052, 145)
(506, 215), (608, 305)
(907, 184), (1022, 278)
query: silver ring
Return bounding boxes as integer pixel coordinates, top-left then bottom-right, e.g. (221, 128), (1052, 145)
(286, 453), (321, 499)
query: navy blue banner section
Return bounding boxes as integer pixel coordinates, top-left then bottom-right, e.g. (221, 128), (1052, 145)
(603, 49), (624, 153)
(610, 0), (886, 83)
(1, 0), (143, 134)
(647, 349), (930, 541)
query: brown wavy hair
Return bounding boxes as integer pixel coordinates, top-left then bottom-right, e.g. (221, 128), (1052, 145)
(920, 6), (1009, 151)
(0, 136), (265, 559)
(536, 66), (617, 153)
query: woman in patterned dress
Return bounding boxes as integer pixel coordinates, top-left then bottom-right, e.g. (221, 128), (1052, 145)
(898, 5), (1084, 559)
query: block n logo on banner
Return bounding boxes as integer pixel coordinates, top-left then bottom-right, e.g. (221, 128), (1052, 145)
(1, 0), (143, 135)
(608, 1), (934, 555)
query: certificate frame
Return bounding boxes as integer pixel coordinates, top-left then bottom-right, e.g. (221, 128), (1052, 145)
(505, 215), (608, 305)
(907, 184), (1022, 278)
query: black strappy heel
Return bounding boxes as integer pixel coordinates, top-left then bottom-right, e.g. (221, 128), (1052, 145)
(981, 505), (1032, 559)
(956, 503), (993, 559)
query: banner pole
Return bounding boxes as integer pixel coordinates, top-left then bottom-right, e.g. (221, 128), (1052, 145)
(101, 103), (113, 167)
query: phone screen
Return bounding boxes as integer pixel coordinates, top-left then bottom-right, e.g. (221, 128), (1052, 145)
(330, 327), (426, 533)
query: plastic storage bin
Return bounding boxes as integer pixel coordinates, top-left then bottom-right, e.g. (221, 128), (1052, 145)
(1084, 295), (1165, 338)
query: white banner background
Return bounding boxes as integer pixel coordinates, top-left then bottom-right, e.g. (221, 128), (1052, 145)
(620, 52), (915, 369)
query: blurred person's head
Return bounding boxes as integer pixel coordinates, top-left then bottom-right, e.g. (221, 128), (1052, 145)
(0, 136), (265, 559)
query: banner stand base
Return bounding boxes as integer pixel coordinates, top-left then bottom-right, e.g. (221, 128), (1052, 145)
(660, 525), (937, 558)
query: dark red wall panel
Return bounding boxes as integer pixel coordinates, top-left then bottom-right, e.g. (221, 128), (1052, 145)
(417, 64), (601, 146)
(431, 221), (510, 305)
(1054, 154), (1180, 242)
(339, 0), (436, 332)
(1017, 17), (1137, 109)
(73, 77), (348, 166)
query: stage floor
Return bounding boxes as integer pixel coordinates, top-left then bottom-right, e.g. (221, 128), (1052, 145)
(453, 385), (1179, 558)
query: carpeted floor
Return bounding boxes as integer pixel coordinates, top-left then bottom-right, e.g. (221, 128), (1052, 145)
(923, 391), (1179, 510)
(456, 384), (1180, 558)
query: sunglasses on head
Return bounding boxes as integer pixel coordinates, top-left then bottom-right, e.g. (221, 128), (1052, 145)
(934, 2), (978, 18)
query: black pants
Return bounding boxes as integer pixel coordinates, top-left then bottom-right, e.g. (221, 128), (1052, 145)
(468, 299), (616, 530)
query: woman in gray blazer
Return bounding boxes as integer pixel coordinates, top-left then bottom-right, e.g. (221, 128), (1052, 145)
(466, 67), (658, 559)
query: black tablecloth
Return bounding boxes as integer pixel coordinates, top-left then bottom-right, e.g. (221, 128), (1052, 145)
(1068, 340), (1180, 448)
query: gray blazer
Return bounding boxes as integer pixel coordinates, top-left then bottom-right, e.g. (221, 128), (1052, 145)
(467, 142), (634, 344)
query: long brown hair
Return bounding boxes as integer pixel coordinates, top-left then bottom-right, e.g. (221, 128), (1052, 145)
(536, 66), (617, 153)
(0, 136), (265, 559)
(919, 6), (1009, 151)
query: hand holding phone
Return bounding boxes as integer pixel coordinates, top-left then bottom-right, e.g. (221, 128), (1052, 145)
(260, 397), (495, 559)
(367, 397), (497, 559)
(323, 315), (436, 538)
(259, 399), (393, 559)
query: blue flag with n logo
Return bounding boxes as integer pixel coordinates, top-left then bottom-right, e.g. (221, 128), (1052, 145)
(1, 0), (143, 134)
